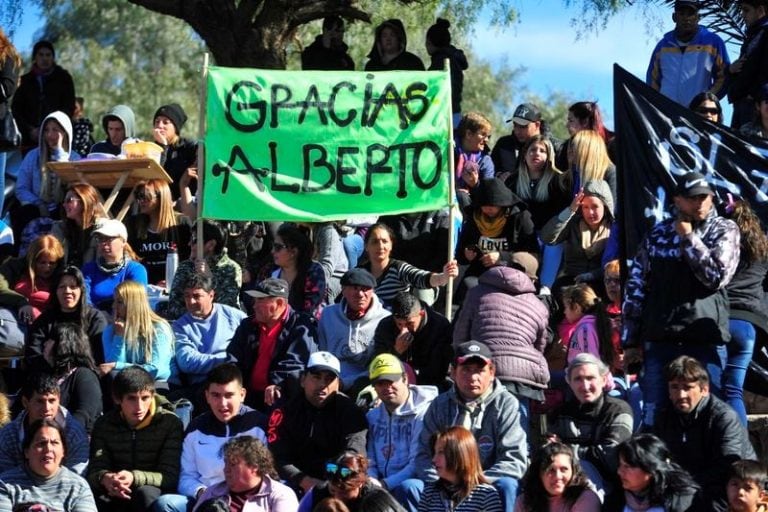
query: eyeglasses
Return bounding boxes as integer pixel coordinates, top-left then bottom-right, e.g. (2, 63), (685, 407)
(325, 463), (358, 481)
(272, 242), (287, 252)
(695, 107), (719, 115)
(63, 196), (81, 204)
(474, 131), (492, 140)
(96, 236), (118, 245)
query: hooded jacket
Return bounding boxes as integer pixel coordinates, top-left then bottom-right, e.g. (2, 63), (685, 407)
(90, 104), (136, 155)
(541, 179), (615, 280)
(453, 266), (550, 388)
(366, 384), (438, 489)
(317, 295), (391, 390)
(365, 19), (425, 71)
(428, 45), (468, 113)
(16, 111), (79, 207)
(458, 187), (539, 277)
(301, 35), (355, 71)
(623, 205), (740, 346)
(415, 379), (528, 481)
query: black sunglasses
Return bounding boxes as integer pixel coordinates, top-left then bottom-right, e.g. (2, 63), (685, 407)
(695, 107), (719, 115)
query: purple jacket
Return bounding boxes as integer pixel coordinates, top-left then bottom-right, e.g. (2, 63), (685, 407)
(193, 475), (298, 512)
(454, 266), (550, 388)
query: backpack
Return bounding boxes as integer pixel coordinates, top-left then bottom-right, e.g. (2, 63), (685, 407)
(0, 307), (24, 353)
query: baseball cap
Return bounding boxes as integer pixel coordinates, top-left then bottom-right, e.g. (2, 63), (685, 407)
(454, 341), (493, 366)
(674, 171), (713, 197)
(369, 354), (405, 383)
(93, 219), (128, 240)
(340, 268), (377, 289)
(245, 278), (289, 299)
(306, 351), (341, 377)
(508, 252), (539, 280)
(507, 103), (542, 125)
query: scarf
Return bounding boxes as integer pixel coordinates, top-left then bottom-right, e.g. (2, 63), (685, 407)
(473, 211), (506, 238)
(96, 254), (127, 275)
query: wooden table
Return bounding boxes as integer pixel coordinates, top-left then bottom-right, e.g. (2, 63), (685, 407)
(47, 158), (173, 220)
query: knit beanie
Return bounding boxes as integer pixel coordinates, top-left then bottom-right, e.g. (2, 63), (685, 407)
(479, 178), (514, 207)
(427, 18), (451, 47)
(154, 103), (187, 133)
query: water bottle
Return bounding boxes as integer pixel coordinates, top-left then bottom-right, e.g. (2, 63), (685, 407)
(165, 243), (178, 294)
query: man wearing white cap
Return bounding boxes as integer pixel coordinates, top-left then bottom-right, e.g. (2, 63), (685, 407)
(366, 354), (437, 505)
(268, 351), (368, 496)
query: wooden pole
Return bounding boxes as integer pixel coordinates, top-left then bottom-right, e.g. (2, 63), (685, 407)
(444, 58), (456, 321)
(196, 53), (209, 262)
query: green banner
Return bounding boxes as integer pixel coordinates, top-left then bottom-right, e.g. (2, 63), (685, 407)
(202, 66), (452, 221)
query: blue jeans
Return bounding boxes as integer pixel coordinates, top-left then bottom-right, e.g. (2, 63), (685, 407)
(151, 494), (192, 512)
(724, 319), (755, 426)
(640, 341), (725, 428)
(493, 477), (519, 512)
(342, 233), (364, 269)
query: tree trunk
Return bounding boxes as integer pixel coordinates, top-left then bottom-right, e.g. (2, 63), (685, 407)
(127, 0), (370, 68)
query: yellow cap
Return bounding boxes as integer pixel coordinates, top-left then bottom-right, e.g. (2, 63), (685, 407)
(369, 353), (405, 382)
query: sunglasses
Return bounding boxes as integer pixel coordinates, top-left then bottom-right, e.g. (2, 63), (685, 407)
(136, 192), (159, 201)
(695, 107), (719, 115)
(325, 463), (358, 481)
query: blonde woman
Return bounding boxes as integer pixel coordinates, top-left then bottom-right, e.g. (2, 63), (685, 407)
(563, 129), (616, 201)
(126, 179), (191, 284)
(100, 280), (174, 382)
(51, 182), (107, 266)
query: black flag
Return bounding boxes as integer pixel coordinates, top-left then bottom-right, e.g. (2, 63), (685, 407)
(613, 64), (768, 259)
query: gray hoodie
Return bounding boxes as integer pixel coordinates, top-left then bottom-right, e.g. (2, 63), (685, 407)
(366, 384), (438, 489)
(90, 104), (136, 154)
(415, 378), (528, 482)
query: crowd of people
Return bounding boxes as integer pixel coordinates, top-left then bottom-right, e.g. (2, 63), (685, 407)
(0, 0), (767, 511)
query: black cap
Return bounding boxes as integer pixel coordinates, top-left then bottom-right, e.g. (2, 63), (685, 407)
(340, 268), (377, 289)
(507, 103), (542, 125)
(154, 103), (187, 133)
(454, 341), (493, 366)
(245, 278), (289, 299)
(478, 178), (514, 207)
(674, 172), (713, 197)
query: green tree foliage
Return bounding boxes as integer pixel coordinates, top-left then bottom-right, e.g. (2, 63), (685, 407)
(33, 0), (207, 140)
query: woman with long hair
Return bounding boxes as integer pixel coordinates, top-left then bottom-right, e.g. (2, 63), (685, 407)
(43, 323), (102, 433)
(0, 234), (64, 324)
(265, 224), (326, 317)
(126, 178), (191, 284)
(26, 266), (107, 371)
(562, 129), (616, 200)
(723, 200), (768, 425)
(101, 280), (175, 383)
(299, 451), (404, 512)
(515, 442), (600, 511)
(361, 223), (457, 309)
(82, 218), (147, 313)
(688, 92), (723, 124)
(606, 434), (701, 511)
(556, 101), (614, 173)
(0, 28), (21, 216)
(0, 418), (97, 511)
(418, 426), (502, 511)
(51, 182), (107, 267)
(506, 135), (570, 288)
(14, 111), (81, 242)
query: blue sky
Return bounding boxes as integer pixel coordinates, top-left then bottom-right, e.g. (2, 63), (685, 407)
(10, 1), (736, 128)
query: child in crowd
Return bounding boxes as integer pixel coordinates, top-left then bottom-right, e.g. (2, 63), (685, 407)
(558, 283), (614, 389)
(87, 366), (183, 512)
(71, 96), (94, 157)
(726, 460), (767, 512)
